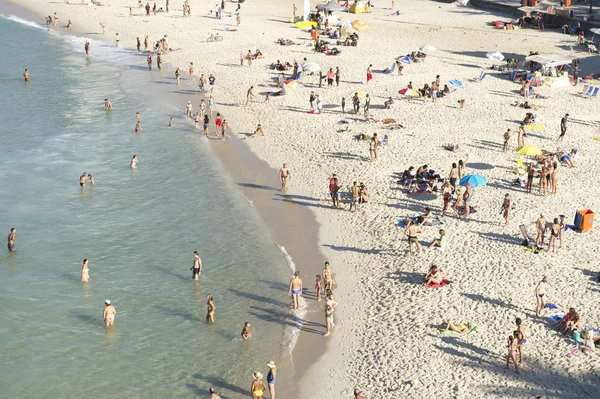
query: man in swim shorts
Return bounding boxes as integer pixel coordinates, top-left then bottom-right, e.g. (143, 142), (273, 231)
(404, 220), (422, 256)
(7, 228), (17, 252)
(349, 181), (360, 212)
(322, 261), (334, 291)
(288, 271), (303, 309)
(557, 113), (568, 142)
(535, 276), (548, 316)
(191, 251), (202, 280)
(535, 213), (547, 247)
(23, 69), (30, 81)
(279, 163), (289, 192)
(103, 299), (116, 327)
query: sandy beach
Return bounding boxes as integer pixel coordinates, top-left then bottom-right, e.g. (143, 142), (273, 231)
(6, 0), (600, 397)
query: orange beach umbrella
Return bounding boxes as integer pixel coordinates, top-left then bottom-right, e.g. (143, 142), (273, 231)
(351, 20), (369, 32)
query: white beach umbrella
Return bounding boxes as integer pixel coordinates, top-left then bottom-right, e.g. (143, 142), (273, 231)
(486, 51), (504, 62)
(420, 44), (436, 52)
(301, 61), (321, 74)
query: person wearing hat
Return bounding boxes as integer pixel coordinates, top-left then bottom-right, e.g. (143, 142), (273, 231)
(501, 193), (512, 225)
(354, 388), (367, 398)
(250, 371), (267, 399)
(209, 387), (221, 399)
(266, 361), (277, 399)
(535, 276), (548, 316)
(103, 300), (116, 327)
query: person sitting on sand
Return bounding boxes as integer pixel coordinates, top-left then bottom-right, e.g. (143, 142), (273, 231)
(254, 49), (263, 59)
(558, 149), (576, 168)
(247, 124), (265, 139)
(428, 229), (446, 250)
(383, 97), (394, 109)
(358, 183), (369, 204)
(424, 264), (446, 286)
(417, 207), (433, 225)
(558, 307), (576, 332)
(565, 311), (582, 335)
(364, 110), (378, 123)
(441, 320), (470, 334)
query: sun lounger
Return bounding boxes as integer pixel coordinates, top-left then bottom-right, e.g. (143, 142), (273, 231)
(579, 85), (590, 95)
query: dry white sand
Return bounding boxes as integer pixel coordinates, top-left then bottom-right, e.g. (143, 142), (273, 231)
(10, 0), (600, 397)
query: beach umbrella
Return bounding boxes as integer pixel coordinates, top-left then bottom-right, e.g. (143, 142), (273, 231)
(486, 51), (504, 62)
(398, 56), (411, 65)
(460, 174), (487, 187)
(317, 1), (346, 11)
(449, 79), (464, 89)
(301, 61), (321, 73)
(351, 20), (369, 32)
(420, 44), (436, 52)
(398, 88), (418, 96)
(286, 80), (304, 89)
(517, 144), (542, 156)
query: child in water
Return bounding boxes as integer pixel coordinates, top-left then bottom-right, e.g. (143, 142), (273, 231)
(241, 322), (255, 341)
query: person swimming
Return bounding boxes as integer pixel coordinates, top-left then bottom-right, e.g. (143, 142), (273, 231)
(241, 322), (254, 340)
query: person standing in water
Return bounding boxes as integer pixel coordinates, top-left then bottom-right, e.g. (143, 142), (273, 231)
(209, 387), (221, 399)
(251, 372), (267, 399)
(79, 172), (87, 187)
(288, 271), (302, 309)
(266, 361), (277, 399)
(135, 121), (141, 133)
(81, 259), (90, 283)
(241, 322), (255, 340)
(136, 37), (141, 52)
(278, 163), (290, 192)
(130, 155), (138, 168)
(104, 98), (113, 111)
(206, 294), (215, 323)
(88, 175), (95, 185)
(103, 300), (116, 327)
(7, 228), (17, 253)
(23, 69), (30, 81)
(191, 250), (202, 279)
(147, 52), (153, 70)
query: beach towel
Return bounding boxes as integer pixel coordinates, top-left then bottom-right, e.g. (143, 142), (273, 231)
(427, 279), (449, 288)
(544, 303), (558, 309)
(457, 206), (477, 215)
(525, 124), (545, 130)
(547, 312), (565, 323)
(437, 324), (478, 335)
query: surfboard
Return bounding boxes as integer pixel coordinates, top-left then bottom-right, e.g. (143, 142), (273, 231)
(295, 21), (317, 29)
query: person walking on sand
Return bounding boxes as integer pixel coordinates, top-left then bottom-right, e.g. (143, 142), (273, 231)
(323, 291), (337, 337)
(547, 218), (560, 253)
(288, 271), (302, 309)
(559, 214), (566, 249)
(503, 128), (511, 152)
(206, 294), (215, 323)
(404, 220), (422, 255)
(557, 113), (568, 142)
(349, 181), (360, 212)
(81, 259), (90, 283)
(191, 250), (202, 279)
(369, 134), (378, 161)
(293, 3), (297, 18)
(506, 331), (520, 373)
(518, 123), (525, 148)
(366, 64), (373, 84)
(103, 300), (116, 327)
(335, 66), (341, 87)
(209, 387), (221, 399)
(515, 318), (526, 364)
(136, 37), (141, 52)
(501, 193), (511, 225)
(144, 35), (149, 51)
(535, 276), (548, 316)
(241, 322), (255, 340)
(279, 163), (290, 192)
(266, 361), (277, 399)
(246, 86), (255, 104)
(251, 372), (267, 399)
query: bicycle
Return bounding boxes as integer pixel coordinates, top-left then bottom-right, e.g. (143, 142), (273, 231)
(207, 33), (223, 42)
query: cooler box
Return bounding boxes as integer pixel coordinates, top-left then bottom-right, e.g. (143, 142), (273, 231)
(574, 209), (594, 231)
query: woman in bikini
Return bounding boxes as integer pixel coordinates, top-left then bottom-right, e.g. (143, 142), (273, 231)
(206, 294), (215, 323)
(441, 320), (470, 334)
(251, 372), (267, 399)
(506, 331), (520, 373)
(547, 218), (560, 252)
(323, 291), (337, 337)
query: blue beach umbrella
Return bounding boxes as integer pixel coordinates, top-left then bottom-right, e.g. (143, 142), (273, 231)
(460, 174), (487, 187)
(449, 79), (464, 89)
(399, 56), (411, 65)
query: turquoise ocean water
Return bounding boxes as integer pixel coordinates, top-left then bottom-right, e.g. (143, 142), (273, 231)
(0, 14), (294, 398)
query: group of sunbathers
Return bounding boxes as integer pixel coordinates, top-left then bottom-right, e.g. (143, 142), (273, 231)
(398, 165), (443, 193)
(276, 38), (295, 46)
(271, 60), (293, 72)
(406, 51), (427, 62)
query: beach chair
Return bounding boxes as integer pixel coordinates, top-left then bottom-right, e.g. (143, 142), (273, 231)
(519, 224), (537, 249)
(578, 84), (589, 95)
(473, 71), (487, 82)
(378, 134), (389, 146)
(584, 87), (599, 98)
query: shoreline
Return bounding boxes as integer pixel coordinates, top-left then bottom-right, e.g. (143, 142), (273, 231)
(0, 1), (332, 397)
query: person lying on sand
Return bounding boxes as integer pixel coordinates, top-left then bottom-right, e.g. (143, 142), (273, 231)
(511, 101), (541, 110)
(441, 320), (470, 334)
(424, 264), (446, 285)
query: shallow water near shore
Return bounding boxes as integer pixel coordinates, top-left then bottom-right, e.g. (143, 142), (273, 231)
(0, 15), (296, 398)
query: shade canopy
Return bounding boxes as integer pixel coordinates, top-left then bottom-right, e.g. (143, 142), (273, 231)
(351, 20), (369, 32)
(525, 53), (573, 67)
(517, 145), (542, 156)
(486, 51), (504, 62)
(301, 61), (321, 73)
(460, 174), (487, 187)
(316, 1), (346, 11)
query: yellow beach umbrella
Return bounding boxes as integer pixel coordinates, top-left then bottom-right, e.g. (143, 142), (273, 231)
(351, 20), (369, 32)
(517, 145), (542, 156)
